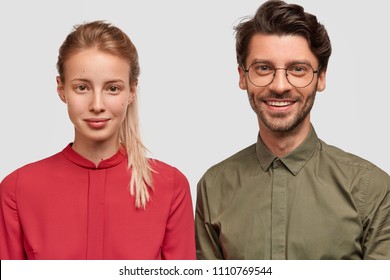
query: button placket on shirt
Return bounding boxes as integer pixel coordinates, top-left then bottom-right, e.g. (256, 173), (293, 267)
(270, 158), (287, 259)
(86, 169), (107, 259)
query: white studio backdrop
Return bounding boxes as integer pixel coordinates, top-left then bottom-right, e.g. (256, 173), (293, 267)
(1, 0), (389, 208)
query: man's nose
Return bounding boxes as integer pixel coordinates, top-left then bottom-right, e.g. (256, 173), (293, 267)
(268, 68), (292, 93)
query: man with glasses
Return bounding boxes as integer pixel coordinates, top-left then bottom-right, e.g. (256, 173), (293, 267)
(195, 0), (390, 259)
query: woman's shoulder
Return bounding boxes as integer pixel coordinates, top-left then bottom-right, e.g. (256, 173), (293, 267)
(1, 150), (65, 185)
(149, 158), (180, 173)
(148, 159), (189, 188)
(148, 159), (192, 211)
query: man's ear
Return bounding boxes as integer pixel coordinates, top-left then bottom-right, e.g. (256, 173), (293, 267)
(56, 76), (67, 103)
(317, 68), (327, 92)
(238, 66), (248, 90)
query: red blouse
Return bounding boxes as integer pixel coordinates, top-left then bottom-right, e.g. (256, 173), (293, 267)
(0, 145), (195, 259)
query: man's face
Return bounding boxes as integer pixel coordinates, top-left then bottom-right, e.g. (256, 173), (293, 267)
(238, 34), (326, 133)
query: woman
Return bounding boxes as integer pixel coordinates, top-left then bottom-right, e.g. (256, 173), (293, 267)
(0, 21), (195, 260)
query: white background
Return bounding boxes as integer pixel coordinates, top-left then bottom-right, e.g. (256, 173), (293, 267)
(1, 260), (387, 280)
(1, 0), (389, 208)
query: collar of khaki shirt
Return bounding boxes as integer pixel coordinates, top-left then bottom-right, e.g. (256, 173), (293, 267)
(256, 124), (321, 176)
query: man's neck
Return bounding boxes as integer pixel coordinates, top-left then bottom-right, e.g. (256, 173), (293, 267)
(259, 120), (311, 158)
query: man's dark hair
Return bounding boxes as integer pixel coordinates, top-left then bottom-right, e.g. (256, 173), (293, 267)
(235, 0), (331, 72)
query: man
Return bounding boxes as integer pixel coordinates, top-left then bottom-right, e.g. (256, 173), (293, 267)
(195, 0), (390, 260)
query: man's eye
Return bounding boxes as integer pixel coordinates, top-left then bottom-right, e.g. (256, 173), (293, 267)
(252, 64), (273, 75)
(287, 65), (309, 76)
(257, 65), (271, 71)
(291, 66), (305, 72)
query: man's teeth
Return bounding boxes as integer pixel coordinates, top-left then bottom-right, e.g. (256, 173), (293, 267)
(267, 101), (293, 107)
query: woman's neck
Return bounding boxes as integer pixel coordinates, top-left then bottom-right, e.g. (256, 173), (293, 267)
(72, 138), (120, 167)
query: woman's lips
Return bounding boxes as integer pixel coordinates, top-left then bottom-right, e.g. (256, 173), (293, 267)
(84, 118), (110, 129)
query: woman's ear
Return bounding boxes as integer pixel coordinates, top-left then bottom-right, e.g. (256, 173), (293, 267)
(56, 76), (67, 103)
(128, 80), (138, 104)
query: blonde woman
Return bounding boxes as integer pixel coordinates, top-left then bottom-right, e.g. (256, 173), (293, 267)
(0, 21), (195, 260)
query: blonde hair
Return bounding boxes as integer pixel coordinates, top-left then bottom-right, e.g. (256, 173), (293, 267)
(57, 20), (153, 208)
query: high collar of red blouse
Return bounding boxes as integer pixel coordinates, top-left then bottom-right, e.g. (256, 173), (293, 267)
(61, 144), (127, 169)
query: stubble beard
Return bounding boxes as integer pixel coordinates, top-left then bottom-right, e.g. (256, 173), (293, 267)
(248, 89), (316, 133)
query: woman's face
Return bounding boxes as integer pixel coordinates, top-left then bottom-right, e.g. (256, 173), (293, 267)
(56, 48), (135, 147)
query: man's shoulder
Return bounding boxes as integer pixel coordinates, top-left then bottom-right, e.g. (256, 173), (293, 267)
(321, 140), (376, 169)
(202, 143), (258, 179)
(320, 139), (389, 181)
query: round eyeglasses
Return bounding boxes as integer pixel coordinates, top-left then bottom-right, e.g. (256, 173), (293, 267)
(243, 62), (320, 88)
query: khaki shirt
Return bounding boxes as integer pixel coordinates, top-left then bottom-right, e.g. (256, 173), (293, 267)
(195, 126), (390, 259)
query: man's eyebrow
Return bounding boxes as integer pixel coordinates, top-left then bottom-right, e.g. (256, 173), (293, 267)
(284, 59), (313, 66)
(249, 59), (272, 65)
(248, 58), (315, 67)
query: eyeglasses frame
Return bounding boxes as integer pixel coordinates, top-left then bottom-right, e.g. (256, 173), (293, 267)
(243, 62), (321, 88)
